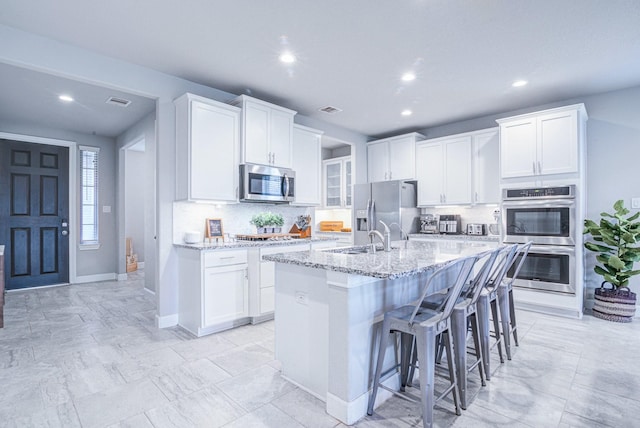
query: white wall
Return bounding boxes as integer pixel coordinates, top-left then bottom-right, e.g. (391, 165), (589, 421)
(117, 112), (156, 292)
(125, 149), (145, 261)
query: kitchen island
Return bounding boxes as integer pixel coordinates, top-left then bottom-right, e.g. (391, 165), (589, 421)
(264, 239), (496, 425)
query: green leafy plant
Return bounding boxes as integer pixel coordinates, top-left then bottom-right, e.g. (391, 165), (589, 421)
(250, 213), (268, 228)
(250, 212), (284, 228)
(583, 200), (640, 288)
(271, 213), (284, 227)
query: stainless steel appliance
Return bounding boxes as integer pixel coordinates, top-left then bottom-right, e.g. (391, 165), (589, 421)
(502, 185), (576, 246)
(506, 244), (576, 294)
(239, 163), (295, 203)
(467, 223), (487, 236)
(353, 180), (419, 245)
(420, 214), (439, 234)
(502, 185), (577, 294)
(439, 214), (461, 234)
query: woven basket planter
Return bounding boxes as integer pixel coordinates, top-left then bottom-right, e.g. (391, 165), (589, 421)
(593, 283), (637, 323)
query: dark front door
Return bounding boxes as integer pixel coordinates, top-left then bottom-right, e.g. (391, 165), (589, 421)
(0, 139), (70, 289)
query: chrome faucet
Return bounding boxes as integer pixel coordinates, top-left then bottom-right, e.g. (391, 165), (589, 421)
(371, 220), (391, 252)
(390, 222), (410, 248)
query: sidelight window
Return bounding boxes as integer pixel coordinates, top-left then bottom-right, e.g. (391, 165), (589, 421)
(80, 146), (99, 248)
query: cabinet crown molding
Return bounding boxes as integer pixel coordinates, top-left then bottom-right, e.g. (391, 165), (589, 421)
(495, 103), (588, 124)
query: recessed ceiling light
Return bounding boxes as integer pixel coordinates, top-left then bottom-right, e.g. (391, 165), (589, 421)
(512, 80), (528, 87)
(401, 72), (416, 82)
(59, 94), (74, 102)
(401, 109), (413, 116)
(279, 52), (296, 64)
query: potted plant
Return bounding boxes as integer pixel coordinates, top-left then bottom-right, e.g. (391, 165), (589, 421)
(250, 213), (268, 234)
(583, 200), (640, 322)
(271, 213), (284, 233)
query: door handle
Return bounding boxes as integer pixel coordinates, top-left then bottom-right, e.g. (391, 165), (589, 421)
(61, 230), (68, 236)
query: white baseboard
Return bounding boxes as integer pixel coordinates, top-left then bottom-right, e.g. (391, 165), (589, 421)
(156, 313), (179, 328)
(74, 273), (117, 284)
(117, 273), (128, 281)
(138, 261), (145, 269)
(326, 373), (400, 425)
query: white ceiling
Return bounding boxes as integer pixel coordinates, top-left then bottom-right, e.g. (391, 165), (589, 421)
(1, 0), (640, 139)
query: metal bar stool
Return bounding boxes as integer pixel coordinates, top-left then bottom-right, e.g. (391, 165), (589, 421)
(476, 244), (517, 380)
(367, 255), (478, 428)
(498, 241), (532, 360)
(409, 248), (501, 409)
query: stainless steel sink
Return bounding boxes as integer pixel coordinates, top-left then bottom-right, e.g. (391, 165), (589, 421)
(325, 244), (399, 255)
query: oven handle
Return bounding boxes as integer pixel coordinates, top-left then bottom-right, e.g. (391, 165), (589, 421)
(528, 244), (576, 256)
(502, 199), (575, 208)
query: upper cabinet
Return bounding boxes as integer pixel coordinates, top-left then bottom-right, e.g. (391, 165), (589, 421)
(472, 128), (500, 204)
(323, 156), (352, 208)
(416, 135), (472, 206)
(497, 104), (587, 179)
(367, 133), (425, 182)
(291, 124), (323, 206)
(230, 95), (297, 168)
(175, 93), (240, 202)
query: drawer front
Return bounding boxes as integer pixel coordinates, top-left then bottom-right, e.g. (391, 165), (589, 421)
(204, 250), (248, 267)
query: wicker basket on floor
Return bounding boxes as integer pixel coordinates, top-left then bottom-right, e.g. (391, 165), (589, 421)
(593, 283), (636, 323)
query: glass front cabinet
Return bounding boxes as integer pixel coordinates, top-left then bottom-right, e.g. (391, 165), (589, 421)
(323, 156), (351, 208)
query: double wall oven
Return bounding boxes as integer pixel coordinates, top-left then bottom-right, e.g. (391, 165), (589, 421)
(502, 185), (577, 294)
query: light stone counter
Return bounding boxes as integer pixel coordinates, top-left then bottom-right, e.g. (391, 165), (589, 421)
(263, 239), (497, 280)
(409, 233), (501, 242)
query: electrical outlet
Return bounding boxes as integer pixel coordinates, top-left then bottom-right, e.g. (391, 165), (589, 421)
(295, 291), (308, 305)
(632, 198), (640, 209)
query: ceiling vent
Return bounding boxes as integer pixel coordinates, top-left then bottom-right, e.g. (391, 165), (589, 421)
(318, 105), (342, 114)
(105, 96), (132, 107)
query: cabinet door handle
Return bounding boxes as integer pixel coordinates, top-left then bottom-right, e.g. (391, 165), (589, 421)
(532, 161), (536, 175)
(537, 161), (542, 174)
(384, 172), (388, 180)
(273, 152), (276, 164)
(475, 191), (478, 202)
(219, 256), (235, 260)
(389, 171), (393, 179)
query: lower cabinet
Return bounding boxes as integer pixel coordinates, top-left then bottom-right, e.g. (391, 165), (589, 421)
(178, 248), (249, 337)
(248, 244), (310, 323)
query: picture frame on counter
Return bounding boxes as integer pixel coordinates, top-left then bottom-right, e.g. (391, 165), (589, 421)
(205, 218), (224, 241)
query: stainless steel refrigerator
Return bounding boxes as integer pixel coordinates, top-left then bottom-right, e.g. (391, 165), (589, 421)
(352, 180), (419, 245)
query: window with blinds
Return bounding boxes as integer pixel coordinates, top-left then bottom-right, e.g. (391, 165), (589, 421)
(80, 146), (99, 246)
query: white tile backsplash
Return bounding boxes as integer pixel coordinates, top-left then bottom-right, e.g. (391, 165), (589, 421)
(314, 209), (352, 230)
(173, 202), (314, 244)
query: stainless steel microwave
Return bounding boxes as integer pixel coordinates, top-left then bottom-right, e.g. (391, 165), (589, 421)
(239, 163), (295, 203)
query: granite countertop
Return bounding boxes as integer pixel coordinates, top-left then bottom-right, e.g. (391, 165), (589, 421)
(408, 233), (501, 242)
(263, 239), (498, 280)
(175, 236), (337, 251)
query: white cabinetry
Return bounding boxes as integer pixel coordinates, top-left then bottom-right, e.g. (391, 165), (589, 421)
(367, 133), (424, 182)
(497, 104), (587, 179)
(472, 128), (500, 204)
(231, 95), (296, 168)
(323, 156), (352, 208)
(292, 124), (323, 206)
(248, 244), (310, 322)
(175, 93), (240, 202)
(178, 248), (249, 337)
(416, 136), (472, 206)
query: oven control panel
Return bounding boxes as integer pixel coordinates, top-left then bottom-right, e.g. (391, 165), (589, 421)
(503, 185), (575, 200)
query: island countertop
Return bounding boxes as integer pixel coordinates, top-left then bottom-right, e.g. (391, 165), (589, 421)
(263, 239), (498, 280)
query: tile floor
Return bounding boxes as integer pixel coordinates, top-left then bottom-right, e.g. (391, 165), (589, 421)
(1, 271), (639, 427)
